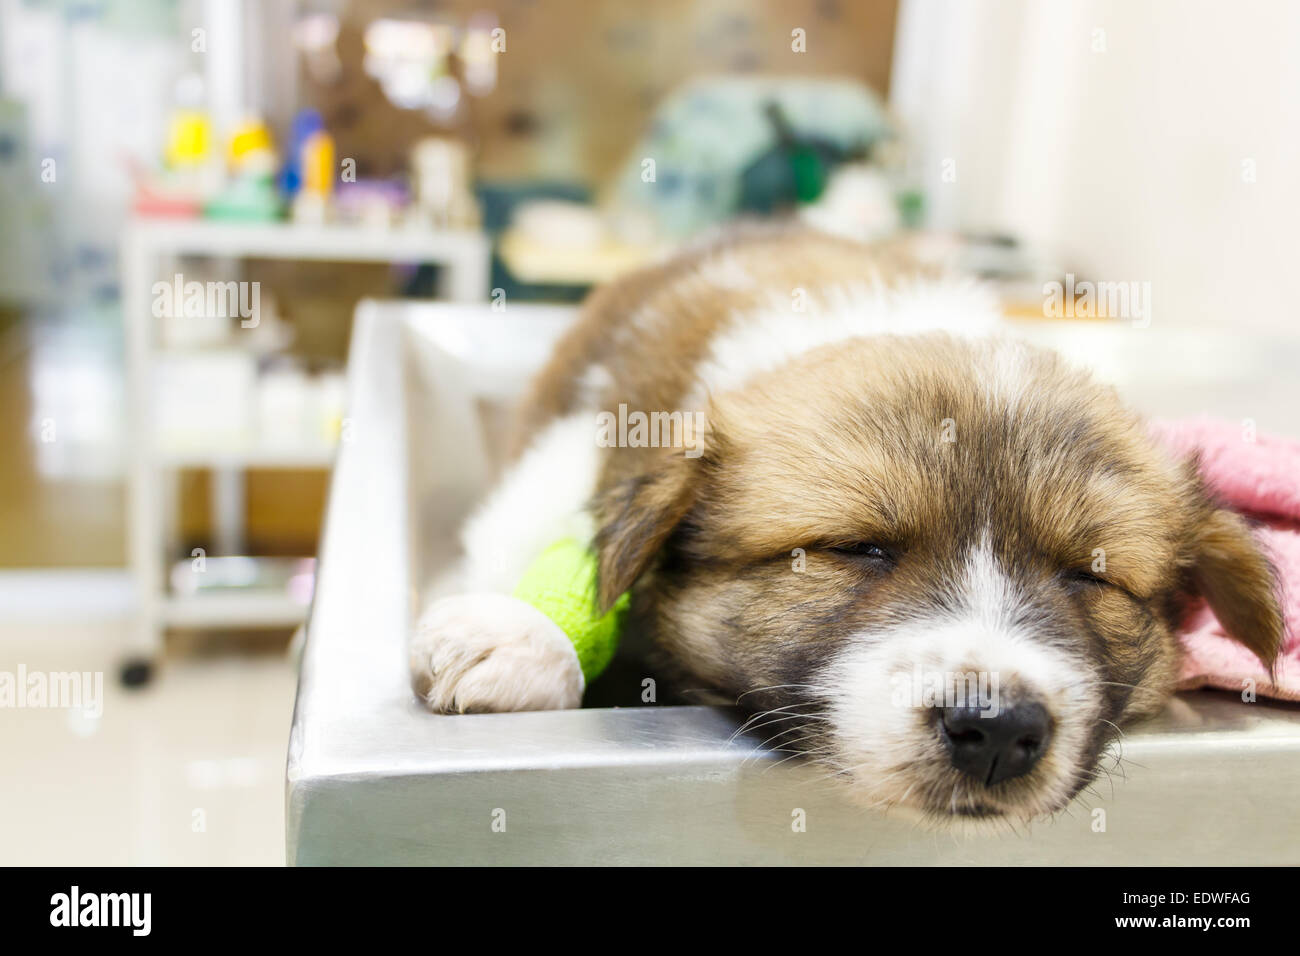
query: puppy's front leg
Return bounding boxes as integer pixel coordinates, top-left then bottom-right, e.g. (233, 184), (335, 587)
(410, 413), (599, 713)
(410, 593), (583, 713)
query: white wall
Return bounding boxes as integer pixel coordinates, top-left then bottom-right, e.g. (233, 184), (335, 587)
(892, 0), (1300, 332)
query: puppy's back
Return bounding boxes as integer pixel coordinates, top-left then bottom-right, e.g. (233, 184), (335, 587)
(509, 227), (938, 459)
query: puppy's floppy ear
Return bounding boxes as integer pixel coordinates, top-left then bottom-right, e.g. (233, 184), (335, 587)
(593, 447), (700, 613)
(1189, 507), (1284, 672)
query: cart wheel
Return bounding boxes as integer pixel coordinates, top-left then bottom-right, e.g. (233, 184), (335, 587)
(119, 657), (155, 689)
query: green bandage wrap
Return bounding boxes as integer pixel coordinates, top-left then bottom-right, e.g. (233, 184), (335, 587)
(512, 538), (627, 683)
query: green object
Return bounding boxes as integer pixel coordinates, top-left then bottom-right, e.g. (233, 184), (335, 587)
(789, 146), (827, 203)
(897, 189), (926, 229)
(204, 175), (283, 221)
(513, 538), (627, 684)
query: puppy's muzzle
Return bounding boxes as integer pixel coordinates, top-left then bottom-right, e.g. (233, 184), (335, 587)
(937, 699), (1053, 786)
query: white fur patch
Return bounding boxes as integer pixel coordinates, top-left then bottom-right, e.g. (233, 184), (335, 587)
(691, 277), (1002, 403)
(458, 412), (599, 594)
(981, 337), (1034, 412)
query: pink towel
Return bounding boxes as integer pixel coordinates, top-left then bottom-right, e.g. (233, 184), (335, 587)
(1149, 417), (1300, 700)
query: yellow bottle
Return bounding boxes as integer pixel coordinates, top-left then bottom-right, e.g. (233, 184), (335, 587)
(301, 130), (335, 196)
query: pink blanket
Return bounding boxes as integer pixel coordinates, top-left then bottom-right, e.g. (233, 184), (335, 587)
(1151, 417), (1300, 700)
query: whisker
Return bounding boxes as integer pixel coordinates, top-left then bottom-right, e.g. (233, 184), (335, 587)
(734, 683), (820, 703)
(729, 707), (829, 744)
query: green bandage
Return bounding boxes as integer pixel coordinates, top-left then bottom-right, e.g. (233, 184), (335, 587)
(512, 538), (628, 683)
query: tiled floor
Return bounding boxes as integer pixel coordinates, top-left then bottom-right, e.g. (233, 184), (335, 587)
(0, 617), (295, 866)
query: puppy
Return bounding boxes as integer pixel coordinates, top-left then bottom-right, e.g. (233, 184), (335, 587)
(410, 228), (1282, 822)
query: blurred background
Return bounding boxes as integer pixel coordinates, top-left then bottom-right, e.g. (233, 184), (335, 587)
(0, 0), (1296, 864)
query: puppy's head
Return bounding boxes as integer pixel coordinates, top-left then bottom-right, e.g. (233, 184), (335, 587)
(595, 334), (1282, 822)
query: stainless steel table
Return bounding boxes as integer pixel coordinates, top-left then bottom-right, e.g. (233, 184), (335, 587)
(286, 302), (1300, 865)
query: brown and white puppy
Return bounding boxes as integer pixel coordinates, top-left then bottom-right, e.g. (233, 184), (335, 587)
(410, 228), (1282, 823)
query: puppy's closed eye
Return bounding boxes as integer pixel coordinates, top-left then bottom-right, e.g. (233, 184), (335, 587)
(828, 542), (899, 567)
(1060, 567), (1110, 590)
(1059, 567), (1140, 601)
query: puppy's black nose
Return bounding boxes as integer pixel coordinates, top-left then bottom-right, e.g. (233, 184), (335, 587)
(939, 702), (1052, 786)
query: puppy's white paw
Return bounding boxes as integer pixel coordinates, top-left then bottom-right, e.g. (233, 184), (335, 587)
(410, 593), (583, 713)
